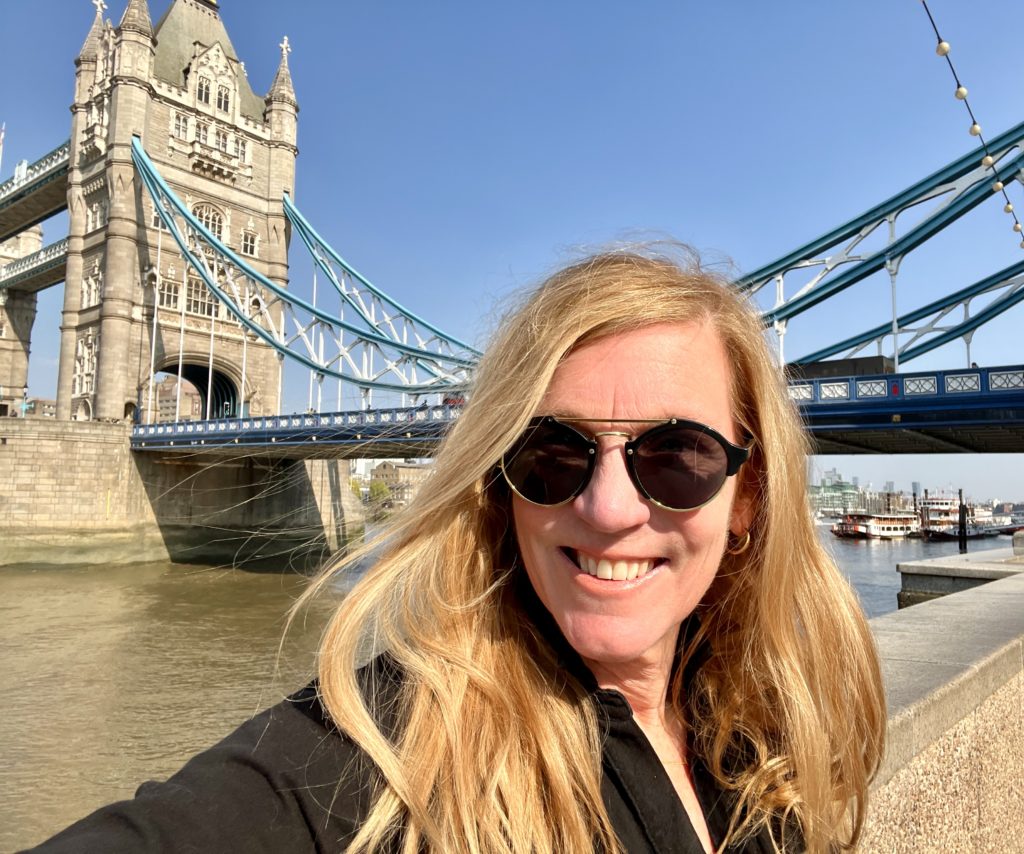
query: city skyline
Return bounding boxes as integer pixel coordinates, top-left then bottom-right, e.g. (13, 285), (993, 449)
(2, 0), (1022, 497)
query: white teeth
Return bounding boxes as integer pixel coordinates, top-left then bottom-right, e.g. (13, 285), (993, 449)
(576, 552), (654, 581)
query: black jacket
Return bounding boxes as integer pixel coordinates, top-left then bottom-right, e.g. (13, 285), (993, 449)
(24, 648), (776, 853)
(25, 570), (784, 854)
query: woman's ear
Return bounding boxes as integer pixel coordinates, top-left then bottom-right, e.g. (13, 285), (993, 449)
(729, 473), (756, 536)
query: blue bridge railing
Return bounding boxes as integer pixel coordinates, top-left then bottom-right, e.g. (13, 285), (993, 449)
(791, 364), (1023, 407)
(131, 404), (461, 451)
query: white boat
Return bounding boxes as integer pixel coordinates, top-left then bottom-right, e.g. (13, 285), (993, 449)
(918, 495), (1010, 540)
(831, 510), (921, 540)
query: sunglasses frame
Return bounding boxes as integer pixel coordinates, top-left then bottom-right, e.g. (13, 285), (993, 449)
(501, 415), (753, 513)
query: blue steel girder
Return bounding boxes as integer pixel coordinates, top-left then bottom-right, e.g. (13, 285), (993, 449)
(795, 257), (1024, 364)
(283, 194), (480, 365)
(736, 119), (1024, 327)
(131, 138), (479, 396)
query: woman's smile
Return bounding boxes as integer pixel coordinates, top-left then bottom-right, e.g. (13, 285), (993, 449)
(513, 321), (749, 670)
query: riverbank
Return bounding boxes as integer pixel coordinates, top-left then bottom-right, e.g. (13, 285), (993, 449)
(896, 532), (1024, 606)
(861, 557), (1024, 850)
(0, 419), (364, 569)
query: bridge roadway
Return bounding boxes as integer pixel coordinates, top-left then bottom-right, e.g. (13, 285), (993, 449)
(0, 141), (70, 244)
(129, 363), (1024, 459)
(130, 403), (461, 460)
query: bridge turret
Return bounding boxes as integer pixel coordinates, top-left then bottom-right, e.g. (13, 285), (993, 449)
(75, 0), (158, 421)
(77, 3), (105, 64)
(57, 2), (116, 421)
(262, 37), (298, 305)
(113, 0), (155, 82)
(118, 0), (153, 39)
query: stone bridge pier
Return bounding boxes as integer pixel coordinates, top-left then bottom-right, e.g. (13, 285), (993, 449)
(0, 419), (364, 570)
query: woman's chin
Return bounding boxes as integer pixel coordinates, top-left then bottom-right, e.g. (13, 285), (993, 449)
(559, 613), (680, 672)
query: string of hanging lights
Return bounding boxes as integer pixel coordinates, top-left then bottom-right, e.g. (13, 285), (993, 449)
(919, 0), (1024, 244)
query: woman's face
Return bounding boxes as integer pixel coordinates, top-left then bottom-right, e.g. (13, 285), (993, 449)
(512, 321), (752, 674)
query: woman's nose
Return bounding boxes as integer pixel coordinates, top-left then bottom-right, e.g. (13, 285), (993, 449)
(572, 441), (651, 531)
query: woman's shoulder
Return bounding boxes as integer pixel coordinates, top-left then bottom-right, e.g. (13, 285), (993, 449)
(21, 657), (401, 854)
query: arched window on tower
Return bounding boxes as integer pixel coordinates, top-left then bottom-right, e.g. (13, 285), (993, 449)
(192, 204), (224, 241)
(173, 112), (188, 140)
(217, 85), (231, 113)
(197, 76), (211, 105)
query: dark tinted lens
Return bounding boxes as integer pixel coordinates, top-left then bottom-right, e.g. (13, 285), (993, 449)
(633, 425), (729, 510)
(502, 420), (592, 505)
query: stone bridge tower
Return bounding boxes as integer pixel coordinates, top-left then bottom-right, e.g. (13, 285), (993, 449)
(56, 0), (298, 422)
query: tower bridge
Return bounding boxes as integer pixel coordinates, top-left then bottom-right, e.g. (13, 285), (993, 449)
(1, 0), (1023, 569)
(2, 0), (1022, 448)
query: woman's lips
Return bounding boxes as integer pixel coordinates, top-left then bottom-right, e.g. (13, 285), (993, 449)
(566, 548), (660, 581)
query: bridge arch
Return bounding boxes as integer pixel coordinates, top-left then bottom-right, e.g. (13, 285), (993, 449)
(145, 355), (252, 422)
(73, 398), (92, 422)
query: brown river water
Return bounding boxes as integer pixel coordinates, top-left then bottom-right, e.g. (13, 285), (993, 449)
(0, 560), (342, 852)
(0, 530), (987, 850)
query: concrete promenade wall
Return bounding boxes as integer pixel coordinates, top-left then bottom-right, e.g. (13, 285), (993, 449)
(0, 419), (363, 568)
(861, 569), (1024, 851)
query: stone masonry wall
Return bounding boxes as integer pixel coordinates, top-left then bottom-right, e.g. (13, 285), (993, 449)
(861, 571), (1024, 851)
(0, 419), (363, 568)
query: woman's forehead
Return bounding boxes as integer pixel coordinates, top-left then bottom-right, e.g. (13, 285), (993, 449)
(538, 322), (740, 438)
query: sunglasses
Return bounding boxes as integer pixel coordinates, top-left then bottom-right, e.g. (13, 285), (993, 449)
(500, 416), (752, 512)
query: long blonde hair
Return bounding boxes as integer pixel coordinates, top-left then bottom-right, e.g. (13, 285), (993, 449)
(299, 248), (885, 853)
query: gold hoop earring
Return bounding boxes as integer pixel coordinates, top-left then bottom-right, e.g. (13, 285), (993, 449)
(726, 530), (751, 555)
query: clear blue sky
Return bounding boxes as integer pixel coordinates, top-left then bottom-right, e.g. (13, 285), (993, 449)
(2, 0), (1022, 500)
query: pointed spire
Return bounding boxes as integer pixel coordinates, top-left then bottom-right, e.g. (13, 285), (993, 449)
(78, 0), (106, 61)
(266, 35), (297, 107)
(118, 0), (153, 38)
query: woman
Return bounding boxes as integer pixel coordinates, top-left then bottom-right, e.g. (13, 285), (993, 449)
(29, 249), (884, 853)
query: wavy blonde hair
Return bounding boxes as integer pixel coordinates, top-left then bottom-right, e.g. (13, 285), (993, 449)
(299, 248), (885, 853)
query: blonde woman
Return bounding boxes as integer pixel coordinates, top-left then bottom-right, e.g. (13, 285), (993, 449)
(30, 250), (884, 854)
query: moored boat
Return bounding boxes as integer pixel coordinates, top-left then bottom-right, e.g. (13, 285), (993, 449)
(918, 494), (1012, 540)
(831, 510), (921, 540)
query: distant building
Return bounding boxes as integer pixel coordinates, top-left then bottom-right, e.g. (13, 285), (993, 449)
(808, 469), (914, 516)
(154, 375), (203, 422)
(24, 398), (57, 418)
(372, 460), (432, 507)
(809, 472), (862, 516)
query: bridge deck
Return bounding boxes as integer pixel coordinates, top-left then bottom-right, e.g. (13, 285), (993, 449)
(797, 364), (1024, 454)
(129, 365), (1024, 459)
(0, 239), (67, 293)
(131, 406), (459, 461)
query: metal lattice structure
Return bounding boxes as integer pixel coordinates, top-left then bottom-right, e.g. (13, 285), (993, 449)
(132, 137), (480, 403)
(795, 259), (1024, 365)
(737, 118), (1024, 367)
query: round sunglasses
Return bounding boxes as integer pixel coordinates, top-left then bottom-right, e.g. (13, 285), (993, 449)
(500, 416), (752, 512)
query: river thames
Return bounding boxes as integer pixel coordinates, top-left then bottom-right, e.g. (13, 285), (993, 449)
(0, 531), (1007, 850)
